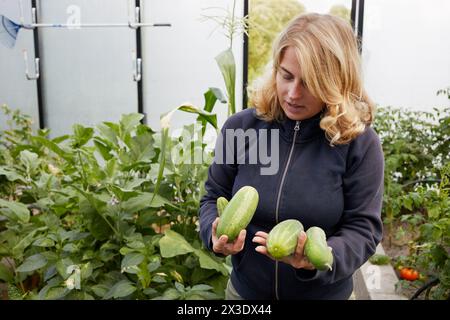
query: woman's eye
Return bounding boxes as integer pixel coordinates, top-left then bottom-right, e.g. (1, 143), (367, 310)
(282, 74), (293, 80)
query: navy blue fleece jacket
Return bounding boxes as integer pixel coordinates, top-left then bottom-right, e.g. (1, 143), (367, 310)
(199, 108), (384, 300)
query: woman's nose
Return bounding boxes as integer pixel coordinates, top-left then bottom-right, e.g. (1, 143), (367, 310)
(288, 82), (302, 100)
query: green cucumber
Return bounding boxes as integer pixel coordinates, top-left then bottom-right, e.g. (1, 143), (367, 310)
(304, 226), (333, 271)
(267, 219), (304, 259)
(216, 186), (259, 242)
(216, 197), (229, 217)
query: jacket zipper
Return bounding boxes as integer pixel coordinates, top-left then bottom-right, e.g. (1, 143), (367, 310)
(274, 120), (300, 300)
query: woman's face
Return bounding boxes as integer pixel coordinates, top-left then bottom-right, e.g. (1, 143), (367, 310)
(276, 46), (325, 121)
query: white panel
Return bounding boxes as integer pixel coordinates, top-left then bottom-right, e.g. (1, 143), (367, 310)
(300, 0), (351, 13)
(141, 0), (244, 134)
(38, 0), (138, 137)
(362, 0), (450, 111)
(0, 0), (39, 130)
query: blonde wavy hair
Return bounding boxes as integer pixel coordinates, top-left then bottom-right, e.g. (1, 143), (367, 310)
(249, 13), (375, 145)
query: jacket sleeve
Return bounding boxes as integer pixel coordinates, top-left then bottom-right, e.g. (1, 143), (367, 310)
(198, 122), (239, 252)
(296, 128), (385, 284)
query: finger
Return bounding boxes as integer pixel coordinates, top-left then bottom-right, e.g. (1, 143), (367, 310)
(255, 245), (269, 256)
(219, 234), (229, 245)
(295, 231), (307, 255)
(212, 218), (219, 233)
(254, 231), (268, 238)
(302, 260), (315, 270)
(213, 234), (228, 253)
(211, 218), (219, 241)
(233, 229), (247, 252)
(252, 236), (267, 246)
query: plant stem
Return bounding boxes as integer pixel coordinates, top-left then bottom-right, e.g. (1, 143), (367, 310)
(6, 259), (26, 294)
(229, 0), (236, 49)
(77, 150), (88, 191)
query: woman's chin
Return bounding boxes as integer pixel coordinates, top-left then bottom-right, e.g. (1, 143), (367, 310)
(283, 104), (307, 120)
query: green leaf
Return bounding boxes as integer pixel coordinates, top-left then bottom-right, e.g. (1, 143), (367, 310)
(159, 230), (194, 258)
(93, 139), (113, 161)
(428, 206), (441, 219)
(73, 187), (117, 239)
(177, 104), (217, 129)
(91, 284), (109, 298)
(32, 238), (55, 247)
(194, 249), (229, 276)
(121, 192), (170, 213)
(72, 124), (94, 148)
(45, 287), (69, 300)
(123, 178), (147, 190)
(143, 287), (158, 296)
(147, 259), (161, 273)
(55, 258), (74, 279)
(16, 254), (48, 273)
(157, 288), (180, 300)
(152, 275), (167, 284)
(205, 88), (227, 112)
(32, 136), (73, 162)
(120, 113), (144, 137)
(119, 247), (136, 256)
(104, 280), (137, 299)
(0, 167), (25, 182)
(80, 262), (93, 280)
(403, 196), (413, 211)
(121, 253), (145, 271)
(0, 263), (14, 282)
(204, 90), (218, 114)
(110, 185), (140, 202)
(19, 150), (39, 175)
(191, 284), (214, 291)
(96, 123), (119, 147)
(12, 228), (46, 256)
(201, 88), (225, 136)
(174, 281), (185, 292)
(215, 48), (236, 115)
(126, 130), (156, 163)
(52, 134), (70, 144)
(0, 199), (30, 223)
(102, 158), (118, 183)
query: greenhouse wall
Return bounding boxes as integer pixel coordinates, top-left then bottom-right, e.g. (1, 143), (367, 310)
(0, 0), (40, 128)
(362, 0), (450, 111)
(0, 0), (244, 138)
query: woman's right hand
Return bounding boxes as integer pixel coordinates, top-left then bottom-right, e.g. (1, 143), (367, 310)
(211, 217), (247, 256)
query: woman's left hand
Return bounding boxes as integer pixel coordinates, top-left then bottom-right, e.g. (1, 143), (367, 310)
(252, 231), (315, 270)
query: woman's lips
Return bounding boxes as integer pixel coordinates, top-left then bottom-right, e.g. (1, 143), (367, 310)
(286, 101), (305, 112)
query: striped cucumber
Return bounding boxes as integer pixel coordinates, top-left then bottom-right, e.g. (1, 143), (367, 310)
(267, 219), (304, 259)
(216, 186), (259, 242)
(216, 197), (229, 217)
(304, 226), (333, 271)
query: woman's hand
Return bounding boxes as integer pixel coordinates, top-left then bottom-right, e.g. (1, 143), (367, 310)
(211, 217), (247, 256)
(252, 231), (315, 270)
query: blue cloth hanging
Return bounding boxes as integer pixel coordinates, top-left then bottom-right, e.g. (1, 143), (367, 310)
(0, 15), (21, 48)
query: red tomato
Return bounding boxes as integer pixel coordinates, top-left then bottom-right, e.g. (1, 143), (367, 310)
(399, 267), (419, 281)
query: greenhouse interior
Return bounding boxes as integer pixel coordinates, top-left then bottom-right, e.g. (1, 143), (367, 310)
(0, 0), (449, 302)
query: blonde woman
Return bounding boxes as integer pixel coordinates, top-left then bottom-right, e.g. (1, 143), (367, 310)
(199, 13), (384, 299)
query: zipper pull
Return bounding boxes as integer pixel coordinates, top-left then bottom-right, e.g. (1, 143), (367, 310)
(294, 121), (300, 131)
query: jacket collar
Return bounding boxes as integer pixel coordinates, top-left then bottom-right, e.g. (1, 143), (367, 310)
(276, 110), (324, 143)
